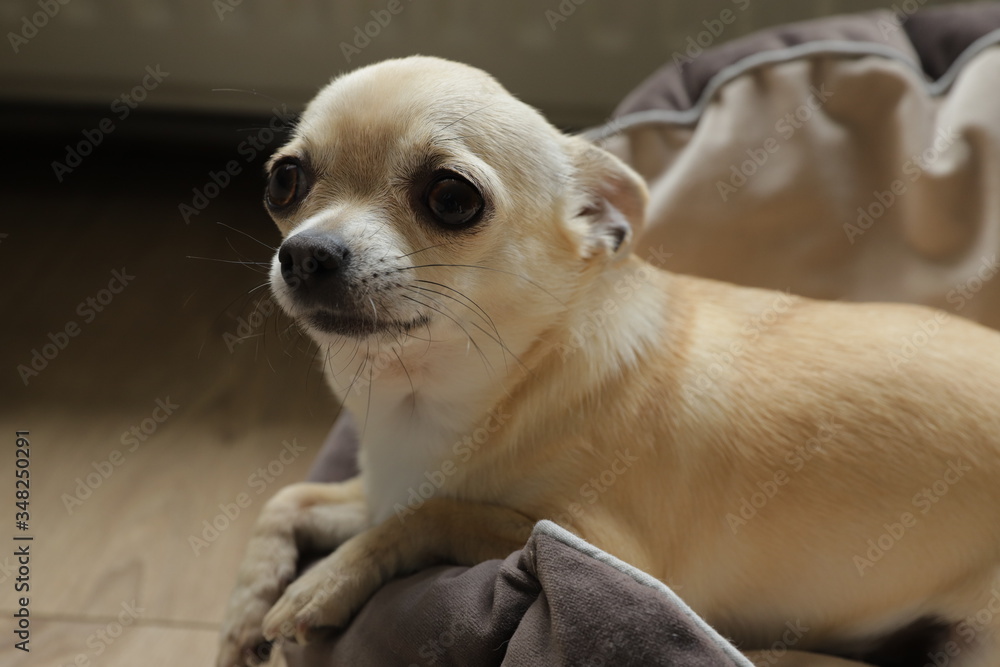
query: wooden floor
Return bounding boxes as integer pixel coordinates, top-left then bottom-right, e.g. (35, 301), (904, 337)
(2, 134), (336, 665)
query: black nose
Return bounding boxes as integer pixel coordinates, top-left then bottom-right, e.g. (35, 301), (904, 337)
(278, 233), (350, 297)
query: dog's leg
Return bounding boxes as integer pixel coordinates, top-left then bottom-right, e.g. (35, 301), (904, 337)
(261, 498), (534, 644)
(217, 479), (368, 667)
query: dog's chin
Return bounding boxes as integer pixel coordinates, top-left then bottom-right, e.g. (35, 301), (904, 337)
(300, 308), (429, 339)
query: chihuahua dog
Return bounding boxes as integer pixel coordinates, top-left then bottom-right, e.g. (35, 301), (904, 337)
(217, 56), (1000, 667)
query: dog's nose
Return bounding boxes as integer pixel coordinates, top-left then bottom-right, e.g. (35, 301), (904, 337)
(278, 233), (349, 292)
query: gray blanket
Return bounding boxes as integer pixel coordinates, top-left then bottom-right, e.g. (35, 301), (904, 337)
(285, 519), (750, 667)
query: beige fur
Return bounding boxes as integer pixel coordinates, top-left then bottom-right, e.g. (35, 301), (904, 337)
(217, 56), (1000, 667)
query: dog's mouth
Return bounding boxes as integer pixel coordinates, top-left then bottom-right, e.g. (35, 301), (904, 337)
(271, 232), (433, 339)
(304, 308), (430, 338)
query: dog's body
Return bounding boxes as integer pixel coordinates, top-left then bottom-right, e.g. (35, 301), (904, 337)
(218, 56), (1000, 666)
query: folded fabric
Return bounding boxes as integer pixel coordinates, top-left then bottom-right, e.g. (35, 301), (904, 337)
(285, 520), (753, 667)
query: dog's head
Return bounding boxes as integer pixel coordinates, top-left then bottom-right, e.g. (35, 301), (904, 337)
(265, 56), (647, 388)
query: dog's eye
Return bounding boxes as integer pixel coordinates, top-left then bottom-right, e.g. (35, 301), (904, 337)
(425, 175), (484, 227)
(267, 159), (308, 209)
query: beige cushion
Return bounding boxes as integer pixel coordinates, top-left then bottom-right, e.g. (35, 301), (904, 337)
(590, 8), (1000, 328)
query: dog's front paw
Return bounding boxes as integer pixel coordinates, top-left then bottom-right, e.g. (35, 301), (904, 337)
(216, 592), (278, 667)
(261, 539), (383, 645)
(216, 533), (298, 667)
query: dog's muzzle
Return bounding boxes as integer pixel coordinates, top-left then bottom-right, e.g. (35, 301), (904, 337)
(275, 233), (427, 337)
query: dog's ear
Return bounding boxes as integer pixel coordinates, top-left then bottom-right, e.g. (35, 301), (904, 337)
(566, 138), (648, 260)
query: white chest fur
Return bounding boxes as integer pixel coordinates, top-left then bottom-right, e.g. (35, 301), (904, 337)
(321, 313), (524, 525)
(358, 409), (461, 524)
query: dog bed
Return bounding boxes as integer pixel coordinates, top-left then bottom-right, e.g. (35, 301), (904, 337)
(595, 1), (1000, 329)
(283, 4), (1000, 665)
